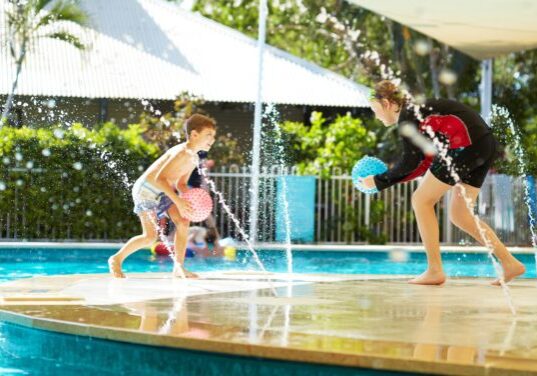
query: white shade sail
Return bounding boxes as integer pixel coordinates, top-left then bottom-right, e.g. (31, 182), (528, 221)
(348, 0), (537, 59)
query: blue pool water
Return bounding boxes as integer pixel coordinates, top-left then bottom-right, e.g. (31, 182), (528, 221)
(0, 246), (535, 282)
(0, 322), (405, 376)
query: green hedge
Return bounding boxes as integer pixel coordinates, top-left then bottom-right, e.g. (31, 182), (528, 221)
(0, 123), (159, 240)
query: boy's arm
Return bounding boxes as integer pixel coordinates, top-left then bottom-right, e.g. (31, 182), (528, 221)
(149, 152), (189, 206)
(177, 167), (195, 194)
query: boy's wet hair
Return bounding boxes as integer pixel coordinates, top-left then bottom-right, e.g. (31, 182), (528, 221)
(184, 114), (216, 137)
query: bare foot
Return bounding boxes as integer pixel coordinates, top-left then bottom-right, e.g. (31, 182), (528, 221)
(409, 270), (446, 285)
(172, 265), (199, 279)
(108, 256), (126, 278)
(492, 260), (525, 286)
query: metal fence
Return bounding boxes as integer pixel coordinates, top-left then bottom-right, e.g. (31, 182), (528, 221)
(208, 167), (533, 246)
(1, 166), (534, 245)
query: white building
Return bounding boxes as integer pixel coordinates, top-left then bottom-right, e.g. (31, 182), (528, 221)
(0, 0), (370, 143)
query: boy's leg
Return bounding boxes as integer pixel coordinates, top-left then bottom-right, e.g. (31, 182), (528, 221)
(410, 170), (452, 285)
(449, 183), (525, 284)
(108, 211), (159, 278)
(167, 205), (198, 278)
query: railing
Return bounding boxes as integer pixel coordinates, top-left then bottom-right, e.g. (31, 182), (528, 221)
(208, 167), (533, 246)
(207, 167), (531, 245)
(0, 166), (534, 245)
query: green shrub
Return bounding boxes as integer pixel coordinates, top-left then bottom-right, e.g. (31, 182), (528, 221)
(491, 112), (537, 176)
(280, 112), (386, 243)
(0, 123), (159, 240)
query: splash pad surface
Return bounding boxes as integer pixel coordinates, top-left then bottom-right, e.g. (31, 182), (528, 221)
(1, 272), (537, 375)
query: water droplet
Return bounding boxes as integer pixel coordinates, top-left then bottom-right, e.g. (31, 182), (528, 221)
(414, 39), (431, 56)
(16, 179), (23, 186)
(53, 129), (64, 139)
(73, 186), (80, 192)
(15, 152), (23, 161)
(42, 148), (51, 157)
(40, 187), (47, 192)
(86, 210), (93, 216)
(0, 182), (5, 191)
(46, 99), (56, 109)
(73, 162), (83, 170)
(2, 157), (10, 165)
(25, 161), (33, 169)
(439, 69), (457, 85)
(414, 94), (427, 105)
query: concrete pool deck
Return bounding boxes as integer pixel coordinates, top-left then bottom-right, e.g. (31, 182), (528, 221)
(0, 272), (537, 375)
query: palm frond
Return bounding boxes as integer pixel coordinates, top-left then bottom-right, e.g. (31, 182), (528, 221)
(34, 0), (55, 13)
(49, 0), (89, 27)
(35, 0), (89, 30)
(44, 31), (85, 50)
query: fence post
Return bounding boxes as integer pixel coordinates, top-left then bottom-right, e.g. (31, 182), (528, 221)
(365, 194), (370, 227)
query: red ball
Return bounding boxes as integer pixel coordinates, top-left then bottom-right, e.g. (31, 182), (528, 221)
(182, 188), (213, 222)
(153, 242), (172, 256)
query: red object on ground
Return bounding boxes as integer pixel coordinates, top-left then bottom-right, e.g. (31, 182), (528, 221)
(182, 188), (213, 222)
(153, 242), (172, 256)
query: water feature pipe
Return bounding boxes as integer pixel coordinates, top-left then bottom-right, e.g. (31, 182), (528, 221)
(480, 59), (493, 125)
(249, 0), (268, 244)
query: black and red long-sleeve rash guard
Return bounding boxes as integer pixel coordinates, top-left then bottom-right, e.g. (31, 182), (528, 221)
(373, 99), (491, 191)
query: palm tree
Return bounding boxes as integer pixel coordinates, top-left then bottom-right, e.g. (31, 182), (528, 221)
(1, 0), (90, 126)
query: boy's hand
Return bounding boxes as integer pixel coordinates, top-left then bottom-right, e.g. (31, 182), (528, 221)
(176, 183), (189, 194)
(175, 197), (194, 219)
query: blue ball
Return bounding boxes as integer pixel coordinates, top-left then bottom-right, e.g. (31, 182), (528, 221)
(351, 156), (387, 194)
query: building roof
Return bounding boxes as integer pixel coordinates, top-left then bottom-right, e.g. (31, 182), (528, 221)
(348, 0), (537, 60)
(0, 0), (370, 107)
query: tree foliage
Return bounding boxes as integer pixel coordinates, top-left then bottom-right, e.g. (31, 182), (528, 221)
(280, 111), (377, 177)
(138, 93), (246, 165)
(193, 0), (537, 175)
(194, 0), (479, 99)
(2, 0), (90, 124)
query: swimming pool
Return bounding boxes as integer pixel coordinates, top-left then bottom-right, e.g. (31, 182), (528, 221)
(0, 246), (535, 282)
(1, 245), (535, 375)
(0, 320), (409, 376)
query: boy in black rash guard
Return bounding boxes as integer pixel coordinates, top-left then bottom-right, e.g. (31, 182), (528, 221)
(361, 80), (525, 286)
